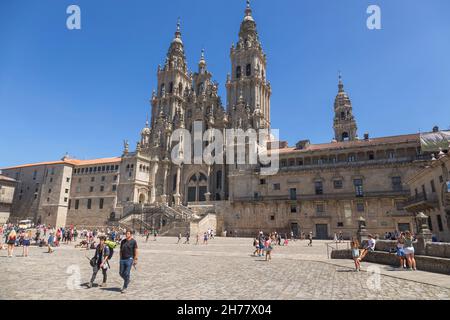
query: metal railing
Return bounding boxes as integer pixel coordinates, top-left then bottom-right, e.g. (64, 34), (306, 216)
(326, 241), (350, 259)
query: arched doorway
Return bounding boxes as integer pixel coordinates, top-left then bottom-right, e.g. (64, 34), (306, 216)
(187, 173), (208, 202)
(139, 193), (146, 204)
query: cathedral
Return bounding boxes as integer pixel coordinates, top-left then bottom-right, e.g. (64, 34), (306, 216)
(3, 1), (450, 240)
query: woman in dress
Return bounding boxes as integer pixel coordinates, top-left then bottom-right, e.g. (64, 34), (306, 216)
(7, 229), (17, 257)
(350, 238), (361, 271)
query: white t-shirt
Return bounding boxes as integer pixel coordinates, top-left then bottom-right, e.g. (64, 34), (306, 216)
(368, 239), (376, 250)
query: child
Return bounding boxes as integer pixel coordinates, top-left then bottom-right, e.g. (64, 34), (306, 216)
(264, 236), (273, 261)
(351, 238), (361, 271)
(283, 237), (289, 246)
(252, 237), (259, 256)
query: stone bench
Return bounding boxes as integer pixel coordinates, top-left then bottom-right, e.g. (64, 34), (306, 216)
(331, 249), (450, 275)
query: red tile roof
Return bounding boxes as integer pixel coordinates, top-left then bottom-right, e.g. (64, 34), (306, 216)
(1, 157), (121, 170)
(276, 133), (420, 155)
(0, 174), (16, 182)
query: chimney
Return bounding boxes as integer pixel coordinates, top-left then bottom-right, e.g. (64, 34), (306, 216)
(364, 133), (369, 141)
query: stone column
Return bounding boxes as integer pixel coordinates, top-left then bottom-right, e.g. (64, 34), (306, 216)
(415, 212), (432, 255)
(150, 158), (159, 204)
(173, 165), (182, 206)
(160, 159), (170, 204)
(220, 163), (226, 200)
(204, 165), (211, 202)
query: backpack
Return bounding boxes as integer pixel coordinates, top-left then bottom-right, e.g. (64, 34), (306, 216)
(105, 240), (116, 260)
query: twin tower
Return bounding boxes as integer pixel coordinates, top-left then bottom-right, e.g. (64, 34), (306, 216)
(130, 1), (358, 206)
(141, 1), (271, 161)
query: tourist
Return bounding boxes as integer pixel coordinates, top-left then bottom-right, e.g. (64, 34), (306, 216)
(153, 229), (158, 241)
(334, 233), (338, 243)
(47, 232), (55, 253)
(338, 231), (344, 243)
(87, 236), (110, 288)
(145, 230), (150, 243)
(177, 232), (182, 244)
(203, 232), (208, 245)
(195, 233), (199, 245)
(404, 231), (416, 271)
(350, 238), (361, 271)
(358, 234), (376, 261)
(119, 230), (138, 294)
(258, 232), (265, 256)
(252, 237), (260, 256)
(22, 230), (31, 257)
(264, 236), (273, 261)
(396, 232), (407, 269)
(6, 229), (16, 257)
(34, 228), (41, 245)
(307, 232), (313, 247)
(184, 232), (190, 244)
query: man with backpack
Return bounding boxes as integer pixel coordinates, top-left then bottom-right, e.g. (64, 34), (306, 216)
(87, 236), (110, 288)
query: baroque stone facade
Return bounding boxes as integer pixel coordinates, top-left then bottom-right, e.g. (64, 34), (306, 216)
(2, 2), (450, 238)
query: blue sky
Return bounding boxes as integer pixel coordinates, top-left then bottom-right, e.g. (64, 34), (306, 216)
(1, 0), (449, 167)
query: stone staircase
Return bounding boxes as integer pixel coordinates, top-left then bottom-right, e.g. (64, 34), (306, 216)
(117, 203), (217, 237)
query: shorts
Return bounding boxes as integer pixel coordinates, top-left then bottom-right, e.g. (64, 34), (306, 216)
(23, 240), (30, 246)
(404, 247), (414, 255)
(7, 240), (15, 245)
(259, 244), (264, 249)
(396, 248), (405, 257)
(351, 249), (360, 258)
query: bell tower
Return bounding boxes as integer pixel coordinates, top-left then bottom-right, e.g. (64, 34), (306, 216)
(333, 74), (358, 142)
(226, 0), (271, 130)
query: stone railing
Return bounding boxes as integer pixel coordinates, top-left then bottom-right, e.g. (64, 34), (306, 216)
(331, 249), (450, 275)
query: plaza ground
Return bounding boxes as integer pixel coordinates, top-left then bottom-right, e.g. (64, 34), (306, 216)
(0, 237), (449, 300)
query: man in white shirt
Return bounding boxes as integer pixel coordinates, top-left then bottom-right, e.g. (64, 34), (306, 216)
(358, 234), (376, 261)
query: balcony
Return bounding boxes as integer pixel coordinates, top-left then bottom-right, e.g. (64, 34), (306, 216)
(232, 190), (409, 203)
(404, 192), (439, 212)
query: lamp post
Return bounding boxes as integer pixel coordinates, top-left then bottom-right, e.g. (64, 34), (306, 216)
(357, 216), (368, 244)
(415, 212), (432, 255)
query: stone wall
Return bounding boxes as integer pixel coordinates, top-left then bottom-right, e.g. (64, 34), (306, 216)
(331, 249), (450, 275)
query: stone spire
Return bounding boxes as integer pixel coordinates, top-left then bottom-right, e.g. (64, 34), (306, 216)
(198, 48), (207, 72)
(165, 18), (187, 72)
(333, 73), (358, 142)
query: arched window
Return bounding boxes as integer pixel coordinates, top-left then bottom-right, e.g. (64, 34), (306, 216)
(216, 170), (222, 189)
(160, 83), (165, 96)
(178, 82), (183, 95)
(246, 64), (251, 76)
(169, 82), (173, 94)
(236, 66), (242, 79)
(342, 132), (349, 141)
(197, 82), (204, 95)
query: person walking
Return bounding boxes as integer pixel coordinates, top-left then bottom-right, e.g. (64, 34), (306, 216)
(404, 231), (416, 271)
(6, 229), (16, 257)
(203, 232), (208, 245)
(307, 232), (313, 247)
(184, 232), (190, 244)
(177, 232), (182, 244)
(119, 230), (138, 293)
(87, 236), (110, 288)
(195, 233), (199, 245)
